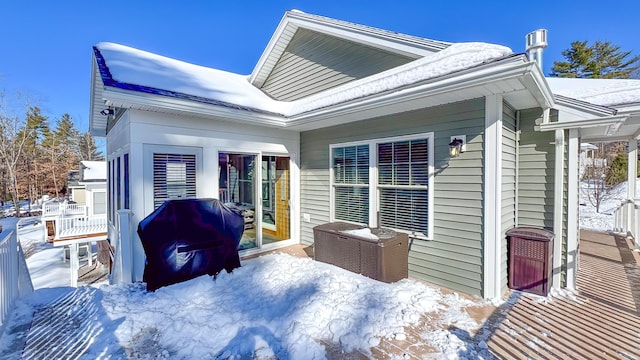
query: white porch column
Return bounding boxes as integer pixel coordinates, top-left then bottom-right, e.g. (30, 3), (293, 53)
(566, 130), (580, 290)
(628, 139), (637, 235)
(484, 95), (503, 299)
(117, 209), (133, 284)
(553, 129), (565, 290)
(69, 243), (79, 287)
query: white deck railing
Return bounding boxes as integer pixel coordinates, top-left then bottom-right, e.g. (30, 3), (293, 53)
(613, 199), (640, 246)
(54, 214), (107, 240)
(42, 202), (87, 219)
(0, 229), (34, 333)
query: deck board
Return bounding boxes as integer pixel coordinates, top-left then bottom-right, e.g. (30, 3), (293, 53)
(483, 230), (640, 359)
(8, 231), (640, 359)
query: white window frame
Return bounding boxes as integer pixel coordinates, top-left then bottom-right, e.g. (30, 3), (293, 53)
(329, 132), (434, 240)
(143, 145), (203, 215)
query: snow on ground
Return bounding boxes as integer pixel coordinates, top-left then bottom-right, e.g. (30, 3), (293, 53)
(2, 177), (625, 359)
(579, 178), (639, 232)
(1, 216), (493, 359)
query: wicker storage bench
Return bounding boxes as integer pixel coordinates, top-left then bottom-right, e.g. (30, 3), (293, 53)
(313, 222), (408, 283)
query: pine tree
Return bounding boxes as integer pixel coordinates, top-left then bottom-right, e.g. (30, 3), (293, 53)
(550, 40), (640, 79)
(43, 114), (80, 198)
(77, 132), (104, 161)
(19, 107), (49, 204)
(605, 152), (640, 186)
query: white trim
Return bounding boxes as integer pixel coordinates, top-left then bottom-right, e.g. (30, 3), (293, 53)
(538, 115), (628, 131)
(566, 130), (580, 290)
(628, 139), (638, 232)
(553, 129), (565, 290)
(483, 95), (503, 299)
(329, 132), (435, 239)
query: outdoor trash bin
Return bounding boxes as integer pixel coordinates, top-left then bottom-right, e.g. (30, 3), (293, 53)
(313, 222), (408, 283)
(506, 226), (554, 296)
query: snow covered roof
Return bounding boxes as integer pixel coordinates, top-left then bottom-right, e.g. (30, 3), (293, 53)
(94, 41), (512, 118)
(90, 10), (560, 135)
(80, 160), (106, 181)
(546, 77), (640, 107)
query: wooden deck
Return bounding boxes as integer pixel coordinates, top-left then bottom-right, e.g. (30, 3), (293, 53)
(270, 231), (640, 359)
(5, 230), (640, 359)
(480, 230), (640, 359)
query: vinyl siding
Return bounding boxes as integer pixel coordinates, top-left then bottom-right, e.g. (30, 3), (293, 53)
(517, 108), (555, 230)
(501, 103), (517, 294)
(261, 28), (414, 101)
(300, 98), (486, 296)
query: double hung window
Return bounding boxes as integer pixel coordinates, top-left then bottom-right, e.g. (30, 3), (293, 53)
(331, 133), (433, 239)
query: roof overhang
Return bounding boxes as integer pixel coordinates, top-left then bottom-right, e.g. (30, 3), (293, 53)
(249, 10), (450, 88)
(92, 54), (554, 133)
(286, 55), (554, 131)
(89, 54), (108, 137)
(540, 96), (640, 142)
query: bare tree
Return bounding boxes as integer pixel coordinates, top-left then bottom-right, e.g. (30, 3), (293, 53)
(0, 92), (36, 216)
(581, 143), (618, 213)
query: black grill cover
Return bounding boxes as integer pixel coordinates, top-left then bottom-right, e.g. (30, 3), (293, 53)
(138, 198), (244, 291)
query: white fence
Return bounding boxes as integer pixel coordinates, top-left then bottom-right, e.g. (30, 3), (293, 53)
(0, 229), (34, 333)
(42, 202), (87, 218)
(613, 199), (640, 245)
(55, 215), (107, 239)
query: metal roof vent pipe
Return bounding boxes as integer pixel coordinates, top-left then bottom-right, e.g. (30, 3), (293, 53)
(525, 29), (548, 71)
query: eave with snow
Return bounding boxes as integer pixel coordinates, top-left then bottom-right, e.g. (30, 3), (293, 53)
(89, 10), (640, 299)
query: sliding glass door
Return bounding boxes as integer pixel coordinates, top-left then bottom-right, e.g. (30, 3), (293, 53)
(261, 156), (290, 245)
(219, 153), (290, 250)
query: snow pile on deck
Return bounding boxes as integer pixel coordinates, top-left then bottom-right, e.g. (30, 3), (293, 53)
(2, 252), (488, 358)
(547, 77), (640, 106)
(97, 41), (512, 117)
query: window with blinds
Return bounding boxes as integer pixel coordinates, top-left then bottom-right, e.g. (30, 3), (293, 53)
(332, 145), (369, 224)
(153, 153), (196, 208)
(378, 139), (429, 236)
(330, 134), (432, 239)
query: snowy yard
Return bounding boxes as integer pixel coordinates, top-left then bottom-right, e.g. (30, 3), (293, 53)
(579, 178), (637, 231)
(1, 218), (498, 359)
(0, 179), (626, 359)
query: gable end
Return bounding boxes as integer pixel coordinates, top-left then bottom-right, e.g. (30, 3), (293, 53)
(260, 28), (415, 101)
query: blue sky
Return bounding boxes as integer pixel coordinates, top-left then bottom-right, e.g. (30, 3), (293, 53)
(1, 0), (638, 133)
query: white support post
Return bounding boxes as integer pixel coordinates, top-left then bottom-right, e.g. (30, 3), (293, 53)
(566, 130), (579, 290)
(627, 139), (637, 236)
(553, 129), (565, 290)
(117, 209), (133, 284)
(69, 243), (79, 287)
(483, 95), (503, 299)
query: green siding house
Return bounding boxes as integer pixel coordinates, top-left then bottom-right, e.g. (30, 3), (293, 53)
(89, 10), (640, 298)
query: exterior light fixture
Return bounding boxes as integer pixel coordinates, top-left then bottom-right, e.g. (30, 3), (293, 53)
(100, 108), (114, 116)
(449, 136), (466, 158)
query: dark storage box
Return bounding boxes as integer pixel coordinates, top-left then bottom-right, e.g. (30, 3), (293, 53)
(507, 227), (554, 296)
(313, 222), (408, 283)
